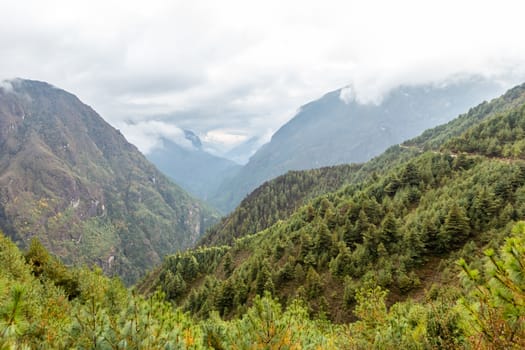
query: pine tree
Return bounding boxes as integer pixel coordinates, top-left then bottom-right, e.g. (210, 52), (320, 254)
(441, 204), (470, 248)
(217, 279), (235, 315)
(401, 162), (420, 187)
(305, 267), (323, 299)
(459, 222), (525, 349)
(381, 212), (398, 245)
(162, 270), (186, 300)
(255, 262), (272, 296)
(330, 242), (352, 277)
(223, 252), (233, 278)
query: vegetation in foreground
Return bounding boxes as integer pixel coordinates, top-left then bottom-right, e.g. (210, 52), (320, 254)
(1, 222), (524, 349)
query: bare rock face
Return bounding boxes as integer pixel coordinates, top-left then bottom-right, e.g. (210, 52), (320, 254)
(0, 79), (218, 284)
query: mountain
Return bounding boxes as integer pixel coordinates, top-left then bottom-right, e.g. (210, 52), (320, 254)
(224, 135), (265, 164)
(3, 83), (525, 350)
(146, 131), (241, 202)
(139, 82), (525, 325)
(0, 79), (218, 283)
(199, 163), (363, 246)
(202, 82), (525, 248)
(211, 77), (506, 212)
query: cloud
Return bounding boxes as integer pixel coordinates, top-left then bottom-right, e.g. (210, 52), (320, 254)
(1, 0), (525, 157)
(120, 119), (255, 158)
(0, 80), (13, 93)
(339, 86), (355, 104)
(118, 120), (193, 154)
(202, 129), (248, 148)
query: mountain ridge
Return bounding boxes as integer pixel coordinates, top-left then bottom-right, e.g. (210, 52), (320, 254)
(147, 135), (241, 202)
(210, 77), (506, 212)
(201, 82), (525, 247)
(0, 78), (218, 283)
(139, 82), (525, 325)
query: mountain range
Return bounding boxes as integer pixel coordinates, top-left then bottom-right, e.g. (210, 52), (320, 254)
(1, 77), (525, 348)
(210, 77), (506, 212)
(141, 82), (525, 325)
(0, 79), (218, 283)
(146, 131), (241, 201)
(201, 82), (525, 247)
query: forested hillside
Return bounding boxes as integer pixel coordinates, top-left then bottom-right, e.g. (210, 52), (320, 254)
(202, 83), (525, 248)
(139, 84), (525, 331)
(211, 78), (504, 212)
(4, 1), (525, 348)
(405, 82), (525, 150)
(0, 79), (218, 284)
(200, 163), (362, 246)
(2, 223), (524, 348)
(3, 83), (525, 348)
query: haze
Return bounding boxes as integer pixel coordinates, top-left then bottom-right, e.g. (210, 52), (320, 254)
(1, 0), (524, 161)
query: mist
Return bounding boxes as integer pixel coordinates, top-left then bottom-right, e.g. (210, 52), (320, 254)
(1, 0), (525, 157)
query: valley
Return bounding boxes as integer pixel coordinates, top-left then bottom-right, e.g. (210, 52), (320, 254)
(1, 80), (525, 348)
(3, 2), (525, 347)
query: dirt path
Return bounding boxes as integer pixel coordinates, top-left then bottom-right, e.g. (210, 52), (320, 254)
(398, 143), (523, 164)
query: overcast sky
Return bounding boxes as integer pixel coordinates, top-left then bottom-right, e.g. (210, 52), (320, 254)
(1, 0), (525, 159)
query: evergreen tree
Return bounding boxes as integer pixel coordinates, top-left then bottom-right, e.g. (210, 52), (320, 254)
(401, 162), (420, 187)
(459, 222), (525, 349)
(380, 212), (398, 245)
(441, 204), (470, 248)
(305, 267), (323, 299)
(217, 279), (235, 315)
(255, 261), (272, 296)
(161, 270), (186, 300)
(223, 252), (233, 278)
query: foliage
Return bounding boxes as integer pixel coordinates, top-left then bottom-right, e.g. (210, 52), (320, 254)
(200, 164), (362, 246)
(3, 82), (525, 348)
(2, 225), (508, 349)
(405, 82), (525, 151)
(459, 222), (525, 349)
(147, 150), (525, 322)
(445, 104), (525, 159)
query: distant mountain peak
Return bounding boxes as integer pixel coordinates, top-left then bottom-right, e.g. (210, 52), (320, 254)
(183, 129), (202, 150)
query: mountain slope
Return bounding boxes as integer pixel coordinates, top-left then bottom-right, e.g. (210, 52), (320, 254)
(199, 163), (362, 246)
(3, 221), (525, 348)
(147, 134), (241, 202)
(0, 79), (218, 283)
(139, 82), (525, 323)
(404, 81), (525, 150)
(211, 77), (505, 212)
(202, 83), (525, 247)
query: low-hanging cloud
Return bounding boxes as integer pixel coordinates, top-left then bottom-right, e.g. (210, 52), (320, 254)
(0, 80), (14, 93)
(339, 85), (355, 104)
(1, 0), (525, 158)
(118, 120), (194, 154)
